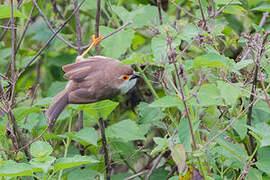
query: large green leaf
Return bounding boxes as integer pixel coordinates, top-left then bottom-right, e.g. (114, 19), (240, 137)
(193, 53), (233, 69)
(150, 95), (184, 111)
(112, 5), (167, 28)
(69, 127), (98, 146)
(13, 106), (40, 122)
(0, 5), (27, 19)
(170, 144), (186, 173)
(178, 118), (191, 151)
(138, 102), (166, 125)
(252, 4), (270, 12)
(99, 26), (134, 59)
(179, 24), (200, 42)
(107, 119), (146, 142)
(247, 168), (262, 180)
(47, 81), (66, 97)
(30, 141), (53, 158)
(67, 168), (99, 180)
(0, 161), (33, 177)
(54, 155), (98, 172)
(217, 81), (243, 105)
(151, 35), (167, 62)
(189, 83), (223, 106)
(78, 100), (119, 120)
(151, 137), (169, 154)
(30, 156), (55, 173)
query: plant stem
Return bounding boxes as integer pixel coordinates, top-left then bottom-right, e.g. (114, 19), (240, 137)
(136, 65), (159, 99)
(58, 114), (72, 180)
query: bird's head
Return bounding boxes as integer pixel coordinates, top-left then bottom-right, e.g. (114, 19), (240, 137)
(112, 65), (140, 94)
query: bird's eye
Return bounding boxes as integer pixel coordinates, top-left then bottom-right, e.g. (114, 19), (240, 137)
(121, 75), (129, 80)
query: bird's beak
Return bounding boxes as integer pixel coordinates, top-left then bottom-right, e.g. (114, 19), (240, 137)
(130, 73), (140, 80)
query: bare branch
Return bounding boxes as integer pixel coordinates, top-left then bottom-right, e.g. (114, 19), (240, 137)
(15, 4), (36, 55)
(95, 0), (101, 54)
(145, 152), (165, 180)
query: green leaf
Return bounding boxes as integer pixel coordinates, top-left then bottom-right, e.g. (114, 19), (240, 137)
(0, 161), (33, 177)
(178, 118), (191, 151)
(99, 26), (134, 59)
(138, 102), (166, 125)
(112, 5), (165, 28)
(232, 59), (253, 72)
(67, 168), (99, 180)
(252, 4), (270, 12)
(26, 21), (53, 42)
(30, 141), (53, 158)
(193, 53), (233, 69)
(34, 97), (53, 106)
(247, 168), (262, 180)
(217, 81), (243, 105)
(189, 83), (223, 106)
(0, 5), (27, 19)
(215, 0), (241, 5)
(179, 24), (200, 42)
(30, 156), (55, 173)
(256, 159), (270, 174)
(107, 119), (146, 142)
(261, 135), (270, 147)
(151, 137), (168, 154)
(232, 116), (247, 140)
(70, 127), (98, 146)
(223, 5), (246, 15)
(47, 81), (66, 97)
(54, 155), (98, 172)
(151, 35), (167, 62)
(150, 95), (184, 111)
(78, 100), (119, 120)
(217, 137), (248, 162)
(13, 106), (40, 122)
(121, 53), (150, 65)
(169, 144), (186, 173)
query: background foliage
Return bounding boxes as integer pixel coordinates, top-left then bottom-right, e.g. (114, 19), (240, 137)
(0, 0), (270, 179)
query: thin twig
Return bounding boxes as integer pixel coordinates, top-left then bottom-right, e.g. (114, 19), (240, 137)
(197, 0), (206, 28)
(99, 118), (111, 180)
(157, 0), (163, 25)
(210, 0), (234, 18)
(0, 25), (18, 29)
(32, 0), (77, 50)
(18, 0), (86, 78)
(15, 3), (36, 55)
(145, 152), (165, 180)
(95, 0), (101, 54)
(16, 127), (48, 153)
(169, 0), (201, 20)
(124, 170), (148, 180)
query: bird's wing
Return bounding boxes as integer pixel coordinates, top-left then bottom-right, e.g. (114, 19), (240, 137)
(68, 88), (98, 104)
(62, 57), (120, 81)
(62, 56), (119, 72)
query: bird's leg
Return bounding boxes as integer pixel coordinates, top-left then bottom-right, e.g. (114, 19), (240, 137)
(76, 34), (102, 62)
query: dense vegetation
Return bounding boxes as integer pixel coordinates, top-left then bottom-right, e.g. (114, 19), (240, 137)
(0, 0), (270, 179)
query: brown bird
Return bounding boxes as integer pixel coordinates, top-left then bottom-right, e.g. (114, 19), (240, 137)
(47, 56), (140, 131)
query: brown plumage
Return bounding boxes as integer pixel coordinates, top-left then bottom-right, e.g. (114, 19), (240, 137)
(47, 56), (139, 131)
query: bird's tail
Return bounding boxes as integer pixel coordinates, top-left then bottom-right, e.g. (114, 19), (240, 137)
(47, 89), (68, 132)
